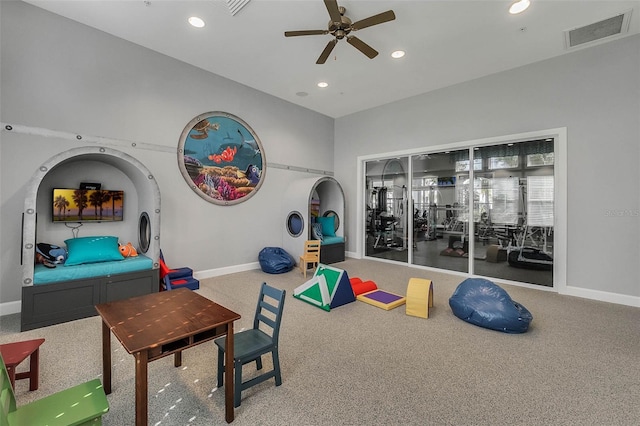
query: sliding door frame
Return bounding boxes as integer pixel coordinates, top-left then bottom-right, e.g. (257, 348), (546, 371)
(356, 127), (567, 292)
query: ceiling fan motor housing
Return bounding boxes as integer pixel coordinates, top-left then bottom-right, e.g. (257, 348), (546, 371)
(328, 15), (352, 39)
(284, 2), (396, 64)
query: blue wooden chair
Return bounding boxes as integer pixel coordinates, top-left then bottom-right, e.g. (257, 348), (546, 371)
(214, 282), (286, 407)
(1, 353), (109, 425)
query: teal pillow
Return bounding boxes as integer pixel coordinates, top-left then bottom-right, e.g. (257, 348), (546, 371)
(317, 216), (336, 237)
(64, 236), (124, 266)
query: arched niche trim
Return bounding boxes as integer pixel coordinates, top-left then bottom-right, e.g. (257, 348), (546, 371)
(281, 176), (345, 259)
(22, 146), (161, 286)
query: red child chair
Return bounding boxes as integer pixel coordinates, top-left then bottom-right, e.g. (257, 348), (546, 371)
(159, 250), (200, 291)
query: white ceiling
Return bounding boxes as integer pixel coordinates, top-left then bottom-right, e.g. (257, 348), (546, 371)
(24, 0), (640, 118)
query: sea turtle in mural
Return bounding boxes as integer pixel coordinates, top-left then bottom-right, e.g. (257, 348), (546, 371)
(190, 119), (220, 139)
(183, 155), (203, 179)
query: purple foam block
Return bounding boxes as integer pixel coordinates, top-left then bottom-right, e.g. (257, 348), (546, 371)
(364, 290), (403, 304)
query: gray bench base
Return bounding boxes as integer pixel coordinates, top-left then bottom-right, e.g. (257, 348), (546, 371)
(320, 242), (345, 264)
(21, 268), (158, 331)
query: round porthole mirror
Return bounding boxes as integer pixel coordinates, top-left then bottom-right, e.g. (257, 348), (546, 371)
(323, 210), (340, 232)
(138, 212), (151, 253)
(286, 211), (304, 237)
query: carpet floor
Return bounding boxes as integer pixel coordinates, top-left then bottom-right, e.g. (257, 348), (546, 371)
(1, 258), (639, 425)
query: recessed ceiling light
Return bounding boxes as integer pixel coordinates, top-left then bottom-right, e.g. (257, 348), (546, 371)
(391, 50), (405, 59)
(509, 0), (530, 15)
(188, 16), (205, 28)
(317, 82), (328, 88)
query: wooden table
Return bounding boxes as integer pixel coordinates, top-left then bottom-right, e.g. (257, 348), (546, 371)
(95, 288), (241, 425)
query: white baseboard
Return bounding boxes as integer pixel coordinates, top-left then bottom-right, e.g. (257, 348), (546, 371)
(561, 285), (640, 308)
(194, 261), (261, 280)
(0, 300), (21, 316)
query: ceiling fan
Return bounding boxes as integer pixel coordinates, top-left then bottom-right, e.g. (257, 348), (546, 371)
(284, 0), (396, 64)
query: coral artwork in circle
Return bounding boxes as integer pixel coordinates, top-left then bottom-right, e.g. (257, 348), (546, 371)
(178, 112), (266, 205)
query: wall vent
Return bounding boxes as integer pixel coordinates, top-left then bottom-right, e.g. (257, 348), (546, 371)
(564, 10), (633, 49)
(226, 0), (251, 16)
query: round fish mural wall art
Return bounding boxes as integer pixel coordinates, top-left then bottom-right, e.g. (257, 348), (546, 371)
(178, 112), (266, 205)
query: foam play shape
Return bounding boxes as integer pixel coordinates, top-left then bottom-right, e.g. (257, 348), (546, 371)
(449, 278), (533, 333)
(406, 278), (434, 319)
(293, 264), (355, 311)
(349, 277), (378, 296)
(357, 289), (406, 311)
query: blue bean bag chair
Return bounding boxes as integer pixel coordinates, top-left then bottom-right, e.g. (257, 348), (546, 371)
(449, 278), (533, 333)
(259, 247), (296, 274)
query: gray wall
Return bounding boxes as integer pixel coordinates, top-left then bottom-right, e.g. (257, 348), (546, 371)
(335, 34), (640, 303)
(0, 1), (333, 305)
(1, 1), (638, 308)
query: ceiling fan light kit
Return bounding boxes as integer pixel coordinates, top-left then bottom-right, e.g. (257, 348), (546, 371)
(284, 0), (396, 64)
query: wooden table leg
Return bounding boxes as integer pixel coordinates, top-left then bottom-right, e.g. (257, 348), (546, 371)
(102, 320), (112, 394)
(224, 322), (235, 423)
(135, 350), (149, 426)
(28, 348), (39, 391)
(174, 351), (182, 367)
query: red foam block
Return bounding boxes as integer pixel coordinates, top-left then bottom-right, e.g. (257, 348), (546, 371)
(350, 278), (378, 296)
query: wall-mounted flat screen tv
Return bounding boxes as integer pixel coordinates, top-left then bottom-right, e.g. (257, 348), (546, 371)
(437, 177), (456, 187)
(52, 189), (124, 223)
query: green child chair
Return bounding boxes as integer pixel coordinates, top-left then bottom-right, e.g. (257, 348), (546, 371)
(1, 353), (109, 425)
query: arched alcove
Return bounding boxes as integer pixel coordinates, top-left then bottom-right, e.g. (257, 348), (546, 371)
(282, 176), (345, 263)
(21, 146), (161, 286)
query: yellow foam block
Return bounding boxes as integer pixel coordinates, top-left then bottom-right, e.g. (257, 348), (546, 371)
(405, 278), (434, 318)
(356, 289), (406, 311)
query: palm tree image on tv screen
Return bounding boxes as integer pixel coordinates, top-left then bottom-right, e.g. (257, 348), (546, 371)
(52, 189), (124, 222)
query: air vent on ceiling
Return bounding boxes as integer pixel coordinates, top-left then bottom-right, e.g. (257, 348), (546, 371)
(564, 10), (633, 49)
(226, 0), (251, 16)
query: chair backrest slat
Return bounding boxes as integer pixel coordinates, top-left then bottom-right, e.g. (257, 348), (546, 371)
(259, 300), (278, 315)
(257, 313), (276, 330)
(0, 354), (17, 423)
(304, 240), (320, 254)
(253, 282), (286, 341)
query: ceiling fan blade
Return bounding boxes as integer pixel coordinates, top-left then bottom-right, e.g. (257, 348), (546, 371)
(285, 29), (328, 37)
(351, 10), (396, 31)
(324, 0), (342, 24)
(317, 39), (338, 64)
(346, 36), (378, 59)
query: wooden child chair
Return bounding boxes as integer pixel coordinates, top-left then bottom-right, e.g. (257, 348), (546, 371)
(1, 353), (109, 425)
(299, 240), (321, 278)
(214, 282), (286, 407)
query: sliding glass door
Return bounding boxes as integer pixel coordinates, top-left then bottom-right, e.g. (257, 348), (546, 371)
(471, 141), (554, 287)
(363, 139), (555, 287)
(365, 158), (409, 263)
(411, 150), (469, 273)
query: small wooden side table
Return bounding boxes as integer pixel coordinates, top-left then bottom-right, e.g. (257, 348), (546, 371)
(0, 338), (45, 391)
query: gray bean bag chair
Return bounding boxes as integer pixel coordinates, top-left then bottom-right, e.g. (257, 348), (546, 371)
(449, 278), (533, 333)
